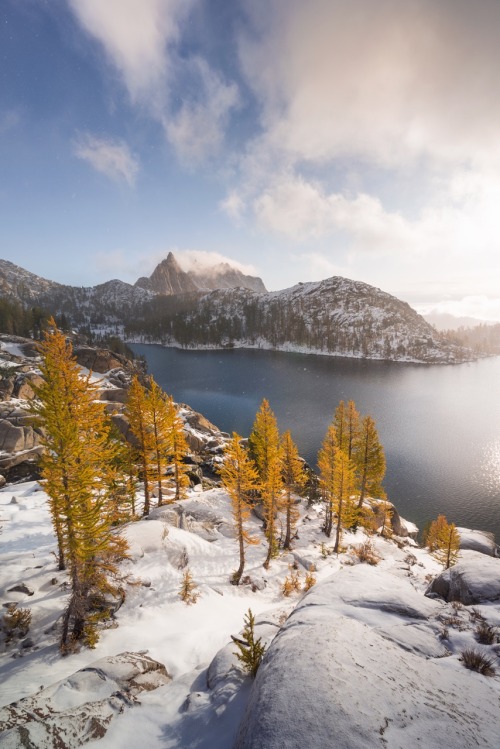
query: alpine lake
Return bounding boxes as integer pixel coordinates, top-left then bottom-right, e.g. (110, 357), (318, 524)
(130, 344), (500, 542)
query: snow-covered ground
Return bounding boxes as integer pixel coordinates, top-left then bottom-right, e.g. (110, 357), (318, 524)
(1, 482), (499, 748)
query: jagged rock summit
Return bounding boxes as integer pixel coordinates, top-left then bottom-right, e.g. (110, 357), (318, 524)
(135, 252), (267, 295)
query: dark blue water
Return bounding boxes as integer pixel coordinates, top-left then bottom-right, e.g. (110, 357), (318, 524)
(130, 345), (500, 540)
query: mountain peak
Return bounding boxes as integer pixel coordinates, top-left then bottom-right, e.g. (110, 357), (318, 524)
(134, 253), (267, 296)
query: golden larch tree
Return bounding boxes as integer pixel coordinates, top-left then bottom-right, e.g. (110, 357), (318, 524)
(427, 515), (460, 569)
(166, 396), (190, 502)
(32, 320), (128, 652)
(354, 414), (386, 509)
(318, 422), (337, 538)
(219, 433), (260, 584)
(281, 430), (306, 550)
(146, 376), (172, 506)
(126, 375), (154, 515)
(249, 399), (283, 568)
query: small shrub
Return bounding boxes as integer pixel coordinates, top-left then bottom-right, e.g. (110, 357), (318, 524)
(2, 605), (31, 643)
(460, 648), (496, 676)
(438, 626), (449, 641)
(282, 570), (301, 597)
(353, 540), (380, 566)
(179, 569), (199, 605)
(232, 609), (266, 677)
(469, 607), (485, 623)
(303, 571), (316, 591)
(320, 542), (333, 559)
(475, 621), (498, 645)
(177, 548), (189, 570)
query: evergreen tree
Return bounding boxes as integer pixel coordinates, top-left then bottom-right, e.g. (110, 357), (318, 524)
(232, 608), (266, 677)
(281, 430), (306, 549)
(427, 515), (460, 568)
(166, 396), (190, 501)
(146, 377), (172, 506)
(126, 376), (154, 515)
(249, 399), (282, 568)
(354, 415), (386, 509)
(32, 320), (128, 652)
(318, 422), (337, 537)
(331, 449), (358, 553)
(219, 433), (260, 584)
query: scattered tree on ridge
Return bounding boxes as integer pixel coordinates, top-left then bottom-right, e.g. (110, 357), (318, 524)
(219, 433), (260, 585)
(32, 319), (128, 652)
(232, 608), (266, 678)
(281, 430), (306, 549)
(126, 375), (154, 515)
(166, 396), (190, 501)
(249, 399), (283, 568)
(331, 449), (358, 553)
(146, 376), (172, 506)
(427, 515), (460, 569)
(318, 422), (337, 537)
(354, 415), (386, 510)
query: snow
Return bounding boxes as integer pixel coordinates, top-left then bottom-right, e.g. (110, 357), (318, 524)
(1, 482), (499, 748)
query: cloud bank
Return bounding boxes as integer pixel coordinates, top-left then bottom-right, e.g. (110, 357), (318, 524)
(74, 134), (139, 185)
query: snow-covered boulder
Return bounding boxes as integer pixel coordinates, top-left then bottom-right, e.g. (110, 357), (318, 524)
(457, 527), (499, 557)
(0, 652), (170, 749)
(233, 567), (500, 749)
(426, 553), (500, 604)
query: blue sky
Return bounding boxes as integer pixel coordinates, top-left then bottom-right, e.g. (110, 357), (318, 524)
(2, 0), (500, 321)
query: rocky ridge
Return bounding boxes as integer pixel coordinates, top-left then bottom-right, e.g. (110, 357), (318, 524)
(0, 257), (474, 364)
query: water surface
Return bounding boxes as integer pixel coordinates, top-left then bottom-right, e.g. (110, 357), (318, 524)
(131, 345), (500, 540)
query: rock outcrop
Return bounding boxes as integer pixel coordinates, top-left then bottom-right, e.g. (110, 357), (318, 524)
(0, 652), (171, 749)
(233, 566), (500, 749)
(426, 552), (500, 604)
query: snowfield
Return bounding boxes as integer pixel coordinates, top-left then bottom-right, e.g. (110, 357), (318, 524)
(1, 483), (500, 748)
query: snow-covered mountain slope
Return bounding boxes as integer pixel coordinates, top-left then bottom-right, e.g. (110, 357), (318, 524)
(0, 259), (64, 301)
(136, 252), (267, 295)
(130, 276), (473, 363)
(1, 483), (499, 748)
(0, 258), (473, 362)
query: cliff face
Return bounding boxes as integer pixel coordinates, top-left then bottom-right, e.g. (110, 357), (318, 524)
(0, 257), (473, 362)
(135, 252), (267, 295)
(127, 276), (473, 363)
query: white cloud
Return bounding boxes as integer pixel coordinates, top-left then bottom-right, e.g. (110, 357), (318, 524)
(74, 134), (139, 185)
(164, 59), (239, 165)
(68, 0), (238, 163)
(93, 248), (259, 283)
(415, 297), (500, 324)
(253, 174), (416, 250)
(67, 0), (185, 105)
(292, 252), (348, 282)
(175, 250), (258, 277)
(239, 0), (500, 170)
(220, 190), (245, 222)
(0, 110), (20, 136)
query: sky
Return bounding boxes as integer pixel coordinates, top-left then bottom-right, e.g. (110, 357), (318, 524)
(1, 0), (500, 321)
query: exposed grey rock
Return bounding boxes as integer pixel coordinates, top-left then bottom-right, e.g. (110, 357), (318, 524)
(457, 527), (499, 557)
(0, 474), (5, 488)
(7, 583), (34, 596)
(0, 652), (171, 749)
(0, 446), (44, 472)
(73, 347), (125, 373)
(233, 569), (499, 749)
(0, 420), (39, 453)
(14, 373), (43, 400)
(426, 553), (500, 604)
(99, 387), (128, 404)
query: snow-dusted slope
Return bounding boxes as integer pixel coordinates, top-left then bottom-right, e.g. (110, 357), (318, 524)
(132, 276), (472, 363)
(1, 482), (499, 748)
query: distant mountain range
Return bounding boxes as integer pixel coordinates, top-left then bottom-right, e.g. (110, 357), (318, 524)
(0, 255), (473, 363)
